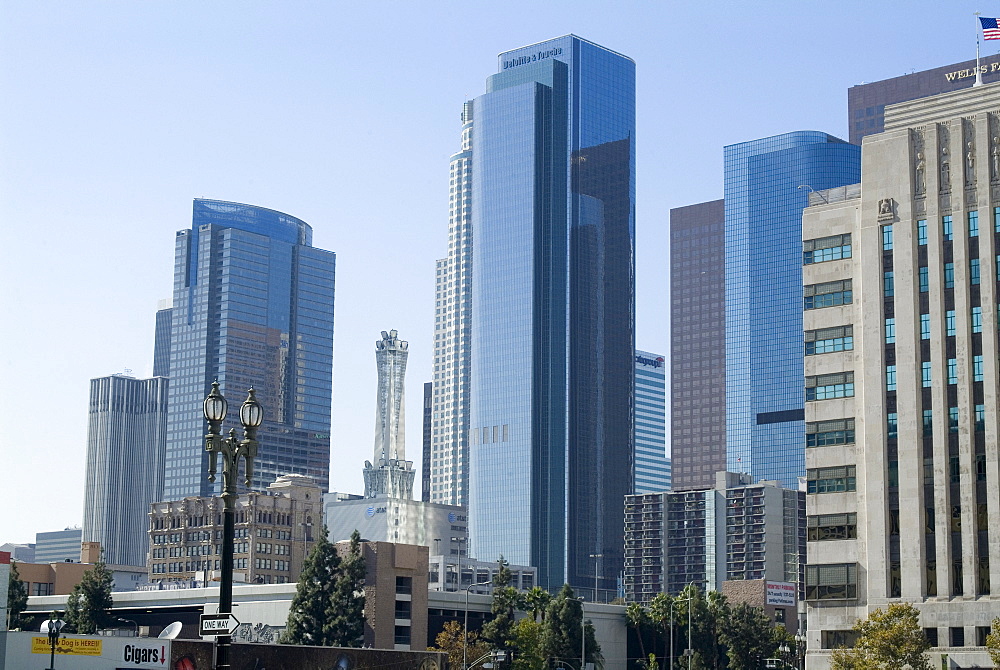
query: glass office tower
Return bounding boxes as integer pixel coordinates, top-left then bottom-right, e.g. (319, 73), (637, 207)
(723, 133), (859, 488)
(469, 35), (635, 592)
(634, 350), (670, 494)
(163, 199), (335, 501)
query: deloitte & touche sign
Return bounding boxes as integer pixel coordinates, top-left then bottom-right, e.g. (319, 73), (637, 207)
(503, 47), (563, 70)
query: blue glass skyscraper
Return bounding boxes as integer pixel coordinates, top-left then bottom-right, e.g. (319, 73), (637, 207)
(163, 199), (335, 501)
(634, 351), (670, 494)
(723, 133), (859, 487)
(468, 35), (635, 593)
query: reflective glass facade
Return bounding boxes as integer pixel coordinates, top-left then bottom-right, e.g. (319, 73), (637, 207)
(724, 133), (859, 488)
(634, 351), (670, 494)
(163, 199), (335, 501)
(469, 36), (635, 591)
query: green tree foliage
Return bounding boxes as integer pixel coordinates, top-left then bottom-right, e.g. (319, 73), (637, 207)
(626, 601), (651, 662)
(719, 603), (779, 670)
(328, 529), (366, 647)
(482, 557), (520, 669)
(830, 603), (930, 670)
(281, 526), (343, 646)
(512, 617), (547, 670)
(65, 560), (114, 634)
(430, 620), (492, 670)
(6, 561), (28, 630)
(985, 617), (1000, 668)
(524, 586), (553, 623)
(540, 584), (601, 670)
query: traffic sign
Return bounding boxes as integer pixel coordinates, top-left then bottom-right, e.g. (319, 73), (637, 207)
(199, 613), (241, 636)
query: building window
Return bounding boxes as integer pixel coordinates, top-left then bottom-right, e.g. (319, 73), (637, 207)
(885, 318), (895, 344)
(917, 219), (928, 245)
(887, 413), (898, 439)
(944, 263), (955, 289)
(970, 258), (980, 285)
(884, 271), (894, 297)
(946, 310), (956, 336)
(806, 563), (858, 600)
(806, 419), (856, 447)
(948, 359), (957, 385)
(976, 404), (986, 431)
(922, 362), (932, 388)
(804, 233), (852, 264)
(805, 325), (854, 355)
(394, 625), (412, 645)
(950, 627), (965, 648)
(943, 215), (953, 241)
(886, 365), (897, 391)
(807, 466), (857, 493)
(923, 409), (933, 436)
(973, 355), (984, 382)
(972, 306), (982, 334)
(925, 628), (939, 647)
(995, 206), (1000, 232)
(395, 576), (412, 594)
(921, 313), (931, 340)
(883, 225), (893, 250)
(808, 513), (858, 541)
(949, 407), (959, 434)
(968, 211), (979, 237)
(804, 280), (853, 310)
(394, 599), (412, 620)
(919, 266), (929, 292)
(806, 372), (855, 401)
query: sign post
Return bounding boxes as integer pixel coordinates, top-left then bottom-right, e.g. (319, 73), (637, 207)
(200, 613), (241, 637)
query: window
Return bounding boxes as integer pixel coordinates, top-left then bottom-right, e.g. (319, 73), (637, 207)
(394, 625), (412, 645)
(919, 266), (929, 292)
(968, 211), (979, 237)
(944, 263), (955, 289)
(949, 407), (959, 434)
(948, 358), (957, 385)
(885, 318), (895, 343)
(943, 215), (953, 241)
(807, 465), (857, 493)
(925, 628), (939, 647)
(922, 362), (932, 387)
(804, 233), (852, 264)
(883, 225), (893, 250)
(394, 599), (412, 619)
(807, 418), (855, 447)
(884, 271), (894, 297)
(972, 306), (982, 333)
(806, 563), (858, 600)
(808, 513), (858, 541)
(973, 355), (984, 382)
(946, 310), (956, 336)
(995, 206), (1000, 233)
(918, 219), (928, 245)
(921, 313), (931, 339)
(971, 258), (980, 285)
(395, 576), (413, 594)
(804, 280), (853, 310)
(976, 404), (986, 431)
(805, 325), (854, 354)
(923, 409), (933, 436)
(806, 372), (855, 400)
(886, 365), (897, 391)
(887, 413), (898, 439)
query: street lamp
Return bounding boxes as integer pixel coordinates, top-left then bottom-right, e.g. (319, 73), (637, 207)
(44, 612), (64, 670)
(589, 553), (603, 603)
(669, 591), (696, 670)
(464, 580), (493, 670)
(579, 597), (587, 670)
(117, 617), (139, 636)
(204, 381), (262, 670)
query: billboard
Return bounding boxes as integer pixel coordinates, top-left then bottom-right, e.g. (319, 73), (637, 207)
(4, 632), (171, 669)
(764, 581), (796, 606)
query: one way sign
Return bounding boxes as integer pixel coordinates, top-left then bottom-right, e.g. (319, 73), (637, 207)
(200, 613), (241, 636)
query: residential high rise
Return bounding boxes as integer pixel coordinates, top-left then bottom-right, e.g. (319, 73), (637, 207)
(421, 381), (432, 502)
(467, 35), (635, 592)
(634, 350), (671, 494)
(724, 133), (860, 488)
(429, 101), (474, 507)
(163, 199), (335, 501)
(803, 84), (999, 669)
(669, 199), (726, 491)
(364, 330), (414, 499)
(82, 373), (168, 566)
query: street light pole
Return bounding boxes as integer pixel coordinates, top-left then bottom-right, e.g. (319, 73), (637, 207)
(463, 580), (492, 670)
(204, 381), (262, 670)
(580, 598), (586, 670)
(588, 553), (603, 603)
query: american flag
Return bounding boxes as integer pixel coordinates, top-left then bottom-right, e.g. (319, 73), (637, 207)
(980, 16), (1000, 40)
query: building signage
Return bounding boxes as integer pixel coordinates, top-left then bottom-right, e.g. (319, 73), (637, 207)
(944, 60), (1000, 82)
(503, 47), (563, 70)
(121, 642), (169, 667)
(199, 613), (241, 636)
(764, 581), (796, 606)
(32, 636), (103, 656)
(635, 355), (664, 369)
(366, 505), (387, 517)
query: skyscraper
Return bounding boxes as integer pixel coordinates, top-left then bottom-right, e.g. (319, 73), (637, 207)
(163, 199), (335, 501)
(429, 102), (474, 507)
(82, 374), (168, 566)
(364, 329), (414, 499)
(634, 350), (670, 494)
(724, 133), (860, 488)
(467, 35), (635, 591)
(802, 83), (999, 668)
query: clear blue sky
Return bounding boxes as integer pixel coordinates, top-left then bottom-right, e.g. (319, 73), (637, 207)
(0, 0), (992, 545)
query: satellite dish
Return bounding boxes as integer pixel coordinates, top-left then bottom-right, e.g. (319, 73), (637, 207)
(159, 621), (183, 639)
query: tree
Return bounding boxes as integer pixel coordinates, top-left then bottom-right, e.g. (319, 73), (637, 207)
(430, 620), (492, 670)
(7, 560), (27, 630)
(626, 602), (651, 664)
(328, 529), (366, 647)
(481, 557), (520, 669)
(524, 586), (553, 623)
(540, 584), (601, 670)
(65, 559), (114, 634)
(719, 603), (779, 670)
(281, 525), (342, 645)
(830, 603), (930, 670)
(512, 617), (547, 670)
(985, 617), (1000, 668)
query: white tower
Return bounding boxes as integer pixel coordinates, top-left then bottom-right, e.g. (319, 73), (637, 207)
(364, 330), (415, 498)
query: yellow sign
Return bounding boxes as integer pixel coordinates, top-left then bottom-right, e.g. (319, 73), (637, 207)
(31, 636), (103, 656)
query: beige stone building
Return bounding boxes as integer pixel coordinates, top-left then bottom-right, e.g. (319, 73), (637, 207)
(802, 84), (1000, 668)
(147, 475), (321, 586)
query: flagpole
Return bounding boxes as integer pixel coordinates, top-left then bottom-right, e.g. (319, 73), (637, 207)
(975, 12), (983, 87)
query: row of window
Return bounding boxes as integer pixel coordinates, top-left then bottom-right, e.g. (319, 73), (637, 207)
(805, 372), (854, 401)
(806, 466), (856, 494)
(888, 355), (986, 390)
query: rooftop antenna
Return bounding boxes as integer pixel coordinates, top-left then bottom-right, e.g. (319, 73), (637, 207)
(975, 12), (984, 87)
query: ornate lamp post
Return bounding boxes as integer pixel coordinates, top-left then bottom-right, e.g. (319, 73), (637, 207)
(203, 381), (262, 670)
